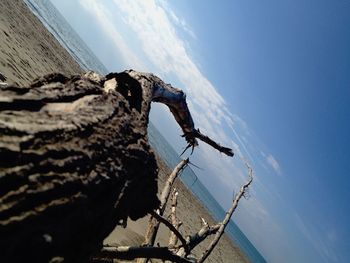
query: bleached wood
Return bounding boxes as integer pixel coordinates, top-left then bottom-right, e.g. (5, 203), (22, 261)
(197, 163), (253, 263)
(169, 189), (181, 247)
(138, 159), (189, 263)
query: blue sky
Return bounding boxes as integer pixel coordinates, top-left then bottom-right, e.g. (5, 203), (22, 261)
(51, 1), (350, 262)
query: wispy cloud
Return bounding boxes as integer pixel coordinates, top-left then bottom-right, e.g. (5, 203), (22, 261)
(266, 154), (282, 175)
(80, 0), (258, 169)
(157, 0), (197, 39)
(109, 0), (262, 182)
(294, 213), (339, 262)
(112, 0), (227, 129)
(78, 0), (146, 70)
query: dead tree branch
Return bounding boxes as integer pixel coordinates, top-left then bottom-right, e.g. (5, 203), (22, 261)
(187, 221), (221, 252)
(92, 246), (194, 263)
(150, 210), (188, 250)
(127, 70), (233, 157)
(176, 218), (220, 258)
(197, 163), (253, 263)
(182, 129), (234, 157)
(94, 162), (253, 263)
(138, 159), (189, 263)
(159, 159), (189, 216)
(169, 189), (182, 247)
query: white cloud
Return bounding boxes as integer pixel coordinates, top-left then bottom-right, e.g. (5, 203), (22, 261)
(81, 0), (262, 175)
(157, 0), (197, 39)
(78, 1), (288, 260)
(109, 0), (262, 191)
(266, 154), (282, 175)
(112, 0), (227, 130)
(78, 0), (146, 70)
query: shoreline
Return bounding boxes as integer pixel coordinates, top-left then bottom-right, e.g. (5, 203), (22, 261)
(0, 0), (82, 85)
(0, 0), (249, 262)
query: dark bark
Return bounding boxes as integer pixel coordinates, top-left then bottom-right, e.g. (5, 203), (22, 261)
(0, 69), (234, 263)
(0, 71), (159, 263)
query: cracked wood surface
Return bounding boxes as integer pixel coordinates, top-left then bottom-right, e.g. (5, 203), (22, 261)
(0, 71), (159, 263)
(0, 69), (234, 263)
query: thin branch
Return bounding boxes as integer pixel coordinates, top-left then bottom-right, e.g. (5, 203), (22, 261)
(169, 189), (182, 248)
(176, 219), (220, 258)
(94, 164), (252, 263)
(197, 163), (253, 263)
(183, 129), (234, 157)
(159, 159), (189, 215)
(139, 159), (189, 263)
(92, 246), (195, 263)
(187, 223), (221, 251)
(150, 210), (188, 251)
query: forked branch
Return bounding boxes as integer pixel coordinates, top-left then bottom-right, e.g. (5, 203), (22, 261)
(150, 210), (188, 251)
(138, 159), (189, 263)
(93, 162), (253, 263)
(197, 163), (253, 263)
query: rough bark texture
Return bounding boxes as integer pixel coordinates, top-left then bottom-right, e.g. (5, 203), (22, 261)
(0, 71), (160, 263)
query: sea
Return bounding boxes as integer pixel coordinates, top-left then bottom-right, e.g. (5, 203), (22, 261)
(24, 1), (266, 262)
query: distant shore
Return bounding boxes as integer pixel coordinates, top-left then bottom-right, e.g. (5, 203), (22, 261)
(0, 0), (249, 262)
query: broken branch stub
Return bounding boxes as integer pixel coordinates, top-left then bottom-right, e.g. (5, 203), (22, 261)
(169, 189), (181, 248)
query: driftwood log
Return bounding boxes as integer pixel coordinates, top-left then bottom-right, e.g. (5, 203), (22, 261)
(0, 71), (162, 263)
(0, 70), (233, 263)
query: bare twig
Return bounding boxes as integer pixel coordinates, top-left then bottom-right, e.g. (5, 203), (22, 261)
(139, 159), (189, 263)
(159, 159), (189, 215)
(150, 210), (187, 251)
(197, 163), (253, 263)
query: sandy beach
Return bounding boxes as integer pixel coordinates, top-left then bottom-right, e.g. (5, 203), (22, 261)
(0, 0), (82, 85)
(0, 0), (249, 262)
(105, 154), (249, 263)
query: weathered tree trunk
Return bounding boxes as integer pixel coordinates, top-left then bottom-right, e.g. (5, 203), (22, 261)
(0, 71), (160, 263)
(0, 69), (234, 263)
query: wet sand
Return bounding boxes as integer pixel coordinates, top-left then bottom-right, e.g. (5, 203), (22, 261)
(0, 0), (249, 262)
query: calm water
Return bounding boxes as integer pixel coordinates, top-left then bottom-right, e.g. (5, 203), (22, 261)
(24, 0), (108, 74)
(25, 1), (266, 262)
